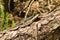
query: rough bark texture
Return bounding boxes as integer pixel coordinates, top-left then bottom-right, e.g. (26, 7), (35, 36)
(0, 0), (60, 40)
(0, 8), (60, 40)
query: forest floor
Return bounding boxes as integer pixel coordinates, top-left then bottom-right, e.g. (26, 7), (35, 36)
(0, 0), (60, 40)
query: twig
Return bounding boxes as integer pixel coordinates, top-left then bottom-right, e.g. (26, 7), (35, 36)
(19, 0), (32, 14)
(8, 0), (10, 12)
(25, 0), (34, 20)
(48, 4), (60, 13)
(23, 0), (32, 10)
(36, 23), (38, 40)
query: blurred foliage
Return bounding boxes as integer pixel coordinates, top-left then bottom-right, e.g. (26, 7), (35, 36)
(3, 12), (9, 30)
(0, 0), (15, 31)
(0, 4), (4, 31)
(12, 19), (15, 27)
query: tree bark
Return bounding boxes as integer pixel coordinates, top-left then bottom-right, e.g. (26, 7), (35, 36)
(0, 7), (60, 40)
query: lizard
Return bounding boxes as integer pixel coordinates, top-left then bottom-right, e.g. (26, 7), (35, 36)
(10, 14), (39, 31)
